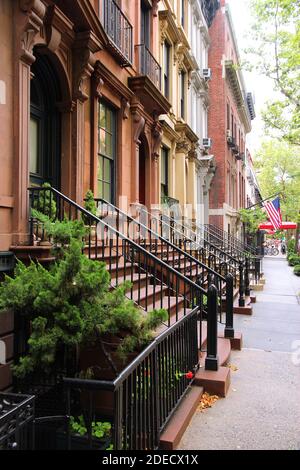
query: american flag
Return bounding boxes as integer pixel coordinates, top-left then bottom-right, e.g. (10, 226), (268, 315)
(264, 197), (282, 230)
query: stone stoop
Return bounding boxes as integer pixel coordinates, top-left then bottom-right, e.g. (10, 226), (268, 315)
(159, 386), (204, 450)
(233, 296), (253, 315)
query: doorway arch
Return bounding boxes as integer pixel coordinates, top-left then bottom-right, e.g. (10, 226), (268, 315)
(29, 51), (62, 189)
(138, 133), (151, 207)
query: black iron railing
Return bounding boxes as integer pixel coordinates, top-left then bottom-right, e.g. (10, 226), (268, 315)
(205, 223), (256, 255)
(132, 206), (242, 294)
(0, 392), (35, 450)
(101, 0), (133, 65)
(94, 199), (231, 325)
(136, 44), (161, 90)
(63, 306), (199, 450)
(29, 187), (209, 328)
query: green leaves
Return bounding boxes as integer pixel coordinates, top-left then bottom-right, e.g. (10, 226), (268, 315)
(246, 0), (300, 145)
(0, 219), (167, 378)
(239, 207), (266, 234)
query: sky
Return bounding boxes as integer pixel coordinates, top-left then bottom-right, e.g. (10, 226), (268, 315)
(226, 0), (277, 154)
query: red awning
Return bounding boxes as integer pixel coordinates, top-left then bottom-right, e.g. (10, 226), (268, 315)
(259, 222), (297, 230)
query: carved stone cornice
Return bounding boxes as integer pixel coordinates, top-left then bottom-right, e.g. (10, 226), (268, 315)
(153, 0), (161, 17)
(72, 30), (101, 102)
(121, 98), (130, 120)
(91, 60), (104, 99)
(152, 121), (163, 160)
(159, 10), (181, 45)
(45, 4), (74, 53)
(174, 43), (195, 73)
(19, 0), (46, 65)
(131, 103), (145, 144)
(176, 132), (190, 154)
(187, 143), (198, 163)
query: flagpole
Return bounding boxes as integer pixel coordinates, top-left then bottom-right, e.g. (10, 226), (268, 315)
(246, 192), (281, 210)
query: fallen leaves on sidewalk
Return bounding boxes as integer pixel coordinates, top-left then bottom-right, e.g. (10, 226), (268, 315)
(197, 392), (219, 412)
(226, 363), (238, 371)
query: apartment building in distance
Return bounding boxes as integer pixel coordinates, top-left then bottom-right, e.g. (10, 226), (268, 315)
(207, 0), (255, 237)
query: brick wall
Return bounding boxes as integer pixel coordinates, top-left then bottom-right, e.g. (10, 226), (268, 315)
(208, 2), (248, 229)
(208, 6), (226, 212)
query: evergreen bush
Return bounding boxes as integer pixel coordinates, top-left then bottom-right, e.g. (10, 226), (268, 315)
(0, 220), (167, 378)
(288, 254), (300, 266)
(83, 190), (98, 225)
(293, 265), (300, 276)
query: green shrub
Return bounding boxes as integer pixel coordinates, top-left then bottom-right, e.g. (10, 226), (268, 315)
(293, 265), (300, 276)
(288, 254), (300, 266)
(0, 219), (167, 378)
(33, 182), (57, 221)
(83, 190), (97, 224)
(287, 239), (296, 254)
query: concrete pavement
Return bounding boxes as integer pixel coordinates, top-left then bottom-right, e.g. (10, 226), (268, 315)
(179, 256), (300, 450)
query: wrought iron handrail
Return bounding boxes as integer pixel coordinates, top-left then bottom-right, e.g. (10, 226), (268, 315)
(135, 44), (161, 89)
(135, 206), (242, 286)
(94, 198), (231, 324)
(202, 224), (249, 259)
(101, 0), (133, 65)
(63, 306), (201, 450)
(29, 187), (209, 328)
(95, 199), (226, 281)
(205, 223), (256, 255)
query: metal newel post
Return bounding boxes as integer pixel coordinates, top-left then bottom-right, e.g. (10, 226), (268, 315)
(255, 256), (261, 283)
(238, 261), (245, 307)
(245, 257), (250, 296)
(224, 273), (234, 339)
(205, 284), (219, 371)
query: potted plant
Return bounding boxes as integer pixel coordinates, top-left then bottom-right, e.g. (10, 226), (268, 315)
(32, 182), (57, 245)
(0, 218), (167, 384)
(83, 190), (98, 243)
(55, 415), (112, 450)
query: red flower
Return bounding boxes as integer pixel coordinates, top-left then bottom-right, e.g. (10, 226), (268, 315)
(185, 371), (194, 379)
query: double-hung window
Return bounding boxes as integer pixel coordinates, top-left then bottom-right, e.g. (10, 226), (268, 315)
(98, 101), (116, 203)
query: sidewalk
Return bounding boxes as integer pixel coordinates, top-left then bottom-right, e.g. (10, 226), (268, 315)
(179, 256), (300, 450)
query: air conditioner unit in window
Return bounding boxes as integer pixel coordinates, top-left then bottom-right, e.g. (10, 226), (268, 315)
(203, 137), (212, 148)
(202, 68), (212, 80)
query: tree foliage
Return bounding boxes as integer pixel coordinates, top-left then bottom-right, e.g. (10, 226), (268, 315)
(239, 207), (266, 234)
(254, 140), (300, 221)
(246, 0), (300, 145)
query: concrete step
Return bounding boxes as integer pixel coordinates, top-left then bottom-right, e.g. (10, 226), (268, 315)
(159, 386), (204, 450)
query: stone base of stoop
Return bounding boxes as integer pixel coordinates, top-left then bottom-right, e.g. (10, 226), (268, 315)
(194, 366), (231, 397)
(234, 296), (252, 315)
(159, 385), (204, 450)
(250, 294), (256, 303)
(233, 304), (253, 315)
(219, 331), (243, 350)
(251, 284), (263, 291)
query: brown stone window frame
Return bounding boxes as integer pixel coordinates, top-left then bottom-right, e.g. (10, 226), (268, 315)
(97, 100), (117, 203)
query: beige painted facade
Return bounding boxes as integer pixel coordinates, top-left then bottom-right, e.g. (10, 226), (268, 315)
(157, 0), (198, 220)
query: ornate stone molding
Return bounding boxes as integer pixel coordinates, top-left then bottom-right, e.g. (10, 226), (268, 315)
(132, 107), (145, 144)
(152, 121), (163, 160)
(92, 61), (104, 99)
(187, 143), (198, 162)
(174, 44), (185, 71)
(160, 19), (169, 45)
(72, 31), (101, 102)
(176, 132), (190, 153)
(121, 98), (130, 120)
(152, 0), (161, 17)
(19, 0), (46, 65)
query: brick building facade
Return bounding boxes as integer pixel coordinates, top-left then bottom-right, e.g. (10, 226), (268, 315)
(207, 0), (255, 237)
